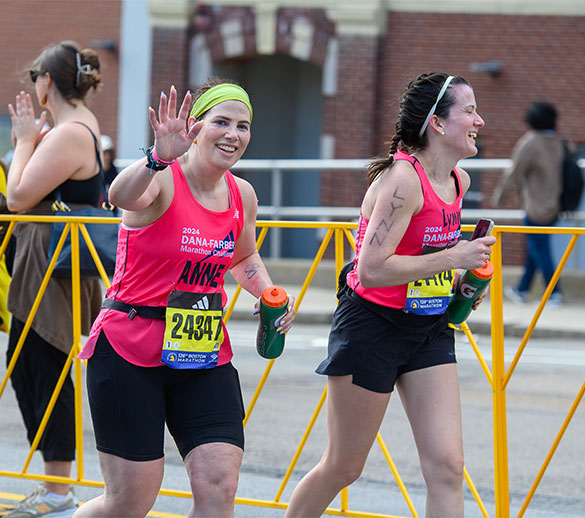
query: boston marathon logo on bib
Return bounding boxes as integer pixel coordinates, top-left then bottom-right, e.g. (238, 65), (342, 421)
(405, 209), (460, 315)
(162, 290), (224, 369)
(406, 269), (454, 314)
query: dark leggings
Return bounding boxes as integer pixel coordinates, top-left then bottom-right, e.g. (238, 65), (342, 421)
(6, 317), (75, 462)
(517, 216), (562, 294)
(86, 331), (245, 461)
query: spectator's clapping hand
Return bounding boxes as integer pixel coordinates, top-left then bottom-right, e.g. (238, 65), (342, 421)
(148, 86), (202, 162)
(8, 91), (49, 147)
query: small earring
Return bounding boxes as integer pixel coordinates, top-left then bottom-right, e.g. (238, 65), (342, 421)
(193, 138), (197, 144)
(440, 129), (445, 135)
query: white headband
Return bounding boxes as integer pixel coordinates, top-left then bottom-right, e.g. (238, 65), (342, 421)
(418, 75), (454, 137)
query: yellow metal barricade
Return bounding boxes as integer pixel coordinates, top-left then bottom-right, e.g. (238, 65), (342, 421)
(0, 214), (584, 518)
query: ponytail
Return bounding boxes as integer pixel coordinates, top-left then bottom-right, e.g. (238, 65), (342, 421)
(366, 134), (400, 186)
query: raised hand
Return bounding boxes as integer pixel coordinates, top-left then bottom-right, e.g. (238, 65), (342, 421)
(148, 86), (202, 162)
(8, 91), (48, 147)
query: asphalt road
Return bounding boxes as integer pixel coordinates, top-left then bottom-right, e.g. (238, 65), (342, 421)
(1, 322), (584, 517)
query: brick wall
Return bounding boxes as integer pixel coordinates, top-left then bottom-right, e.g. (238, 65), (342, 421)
(321, 35), (379, 209)
(377, 12), (585, 159)
(0, 0), (121, 147)
(150, 27), (190, 128)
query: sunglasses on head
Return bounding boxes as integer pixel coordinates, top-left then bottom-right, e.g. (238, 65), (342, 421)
(29, 69), (41, 83)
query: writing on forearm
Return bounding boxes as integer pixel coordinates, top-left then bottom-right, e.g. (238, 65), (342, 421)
(244, 262), (260, 280)
(369, 188), (404, 247)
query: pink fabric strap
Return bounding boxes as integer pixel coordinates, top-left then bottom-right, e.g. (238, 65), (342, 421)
(151, 148), (176, 165)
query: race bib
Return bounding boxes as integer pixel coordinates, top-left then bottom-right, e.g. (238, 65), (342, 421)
(405, 269), (454, 315)
(162, 291), (224, 369)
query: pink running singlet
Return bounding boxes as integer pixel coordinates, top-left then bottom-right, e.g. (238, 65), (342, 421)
(346, 150), (463, 315)
(79, 161), (244, 367)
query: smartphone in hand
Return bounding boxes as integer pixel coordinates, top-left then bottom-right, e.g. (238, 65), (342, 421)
(471, 218), (494, 240)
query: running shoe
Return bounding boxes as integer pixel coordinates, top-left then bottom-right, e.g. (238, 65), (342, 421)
(504, 285), (527, 305)
(545, 291), (563, 309)
(5, 485), (77, 518)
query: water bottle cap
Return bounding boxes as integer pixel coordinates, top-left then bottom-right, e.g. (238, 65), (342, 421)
(261, 286), (288, 307)
(472, 260), (494, 280)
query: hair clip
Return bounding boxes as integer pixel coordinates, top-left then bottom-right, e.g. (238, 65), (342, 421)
(75, 52), (93, 88)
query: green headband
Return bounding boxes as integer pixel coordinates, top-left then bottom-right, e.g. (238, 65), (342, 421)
(190, 83), (253, 121)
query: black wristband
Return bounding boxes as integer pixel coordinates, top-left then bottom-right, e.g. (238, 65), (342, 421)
(141, 146), (168, 173)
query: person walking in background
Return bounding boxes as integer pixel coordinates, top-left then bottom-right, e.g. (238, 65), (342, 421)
(99, 134), (118, 188)
(491, 101), (564, 307)
(75, 80), (295, 518)
(5, 41), (104, 518)
(99, 134), (120, 215)
(286, 72), (494, 518)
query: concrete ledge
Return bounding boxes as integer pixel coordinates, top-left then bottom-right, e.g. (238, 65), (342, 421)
(225, 260), (585, 338)
(227, 259), (585, 299)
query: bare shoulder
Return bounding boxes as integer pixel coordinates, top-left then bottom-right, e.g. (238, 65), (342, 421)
(41, 120), (98, 159)
(363, 160), (422, 218)
(454, 166), (471, 194)
(233, 174), (258, 207)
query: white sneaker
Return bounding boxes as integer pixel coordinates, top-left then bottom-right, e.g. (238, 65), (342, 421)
(504, 286), (527, 305)
(546, 292), (563, 309)
(5, 485), (78, 518)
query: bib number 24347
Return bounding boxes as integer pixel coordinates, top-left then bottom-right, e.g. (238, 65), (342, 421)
(162, 291), (224, 369)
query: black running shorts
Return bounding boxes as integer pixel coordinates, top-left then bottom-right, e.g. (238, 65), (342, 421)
(316, 289), (456, 393)
(86, 331), (245, 461)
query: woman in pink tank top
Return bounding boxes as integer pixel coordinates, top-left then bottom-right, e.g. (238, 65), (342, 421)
(77, 80), (296, 518)
(287, 73), (494, 518)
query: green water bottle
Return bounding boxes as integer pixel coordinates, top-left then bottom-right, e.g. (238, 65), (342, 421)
(448, 260), (494, 325)
(256, 286), (288, 359)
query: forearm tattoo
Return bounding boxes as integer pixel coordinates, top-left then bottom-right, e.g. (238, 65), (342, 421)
(244, 262), (260, 280)
(369, 187), (404, 247)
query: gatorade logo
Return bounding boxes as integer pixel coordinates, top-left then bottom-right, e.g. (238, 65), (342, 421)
(460, 282), (478, 299)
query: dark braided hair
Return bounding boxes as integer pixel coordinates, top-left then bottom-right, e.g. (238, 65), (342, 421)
(367, 72), (470, 186)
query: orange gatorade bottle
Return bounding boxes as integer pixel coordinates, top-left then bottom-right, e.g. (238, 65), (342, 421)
(256, 286), (288, 359)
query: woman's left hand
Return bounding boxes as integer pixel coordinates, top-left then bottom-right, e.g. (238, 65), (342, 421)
(472, 285), (489, 310)
(253, 294), (297, 334)
(455, 269), (489, 310)
(8, 91), (48, 147)
(278, 295), (296, 334)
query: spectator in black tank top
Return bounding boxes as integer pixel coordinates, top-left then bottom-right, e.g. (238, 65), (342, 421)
(5, 40), (104, 518)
